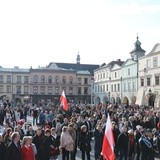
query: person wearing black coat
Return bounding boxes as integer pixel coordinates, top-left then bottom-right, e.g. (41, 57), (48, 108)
(117, 126), (129, 160)
(41, 129), (52, 160)
(79, 125), (91, 160)
(5, 132), (22, 160)
(94, 124), (104, 160)
(0, 134), (6, 160)
(139, 129), (153, 160)
(32, 127), (43, 160)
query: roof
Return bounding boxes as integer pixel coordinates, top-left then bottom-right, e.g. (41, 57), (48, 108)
(48, 62), (99, 75)
(130, 36), (146, 54)
(148, 43), (160, 55)
(107, 60), (124, 67)
(77, 70), (90, 75)
(0, 67), (29, 73)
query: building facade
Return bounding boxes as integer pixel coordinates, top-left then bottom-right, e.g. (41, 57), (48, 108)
(137, 43), (160, 107)
(0, 55), (99, 104)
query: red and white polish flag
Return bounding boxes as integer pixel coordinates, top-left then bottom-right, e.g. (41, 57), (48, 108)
(101, 114), (115, 160)
(60, 90), (69, 111)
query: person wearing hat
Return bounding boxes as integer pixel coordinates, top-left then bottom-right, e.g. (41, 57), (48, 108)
(78, 125), (91, 160)
(41, 129), (52, 160)
(139, 129), (154, 160)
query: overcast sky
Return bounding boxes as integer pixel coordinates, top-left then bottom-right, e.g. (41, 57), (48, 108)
(0, 0), (160, 68)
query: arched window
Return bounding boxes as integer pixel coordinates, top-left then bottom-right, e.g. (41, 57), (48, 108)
(55, 76), (59, 84)
(62, 76), (66, 84)
(41, 75), (45, 83)
(48, 76), (52, 84)
(33, 75), (38, 83)
(69, 76), (73, 84)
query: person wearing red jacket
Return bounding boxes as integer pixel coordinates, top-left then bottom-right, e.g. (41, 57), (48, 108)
(21, 136), (35, 160)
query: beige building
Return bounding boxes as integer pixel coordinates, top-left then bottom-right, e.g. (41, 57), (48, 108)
(137, 43), (160, 107)
(0, 66), (30, 102)
(0, 55), (99, 104)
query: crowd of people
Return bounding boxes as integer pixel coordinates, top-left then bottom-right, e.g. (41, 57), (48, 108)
(0, 100), (160, 160)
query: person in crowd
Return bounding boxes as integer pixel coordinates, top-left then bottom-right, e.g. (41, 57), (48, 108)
(139, 129), (154, 160)
(39, 110), (46, 127)
(50, 127), (60, 160)
(26, 125), (35, 136)
(128, 129), (136, 160)
(32, 127), (43, 160)
(33, 108), (38, 126)
(21, 136), (35, 160)
(94, 123), (104, 160)
(112, 121), (120, 159)
(68, 123), (77, 160)
(117, 126), (129, 160)
(3, 127), (12, 146)
(0, 133), (6, 160)
(79, 125), (91, 160)
(60, 126), (74, 160)
(5, 132), (22, 160)
(41, 128), (53, 160)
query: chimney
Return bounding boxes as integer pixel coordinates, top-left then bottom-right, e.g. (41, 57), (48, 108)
(117, 59), (121, 62)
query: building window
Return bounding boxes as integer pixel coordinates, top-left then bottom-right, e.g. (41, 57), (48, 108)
(84, 87), (88, 94)
(153, 57), (158, 67)
(141, 78), (144, 86)
(16, 86), (21, 94)
(78, 87), (81, 94)
(103, 85), (105, 92)
(33, 75), (38, 83)
(62, 87), (66, 92)
(33, 86), (38, 94)
(84, 78), (88, 84)
(106, 84), (108, 91)
(40, 86), (45, 94)
(115, 72), (117, 78)
(55, 87), (59, 94)
(62, 76), (66, 84)
(24, 76), (29, 83)
(24, 86), (29, 94)
(124, 83), (126, 91)
(17, 76), (21, 84)
(78, 78), (81, 84)
(95, 86), (97, 92)
(128, 82), (131, 91)
(132, 81), (135, 91)
(0, 75), (3, 83)
(48, 76), (52, 84)
(128, 69), (130, 75)
(69, 87), (73, 94)
(111, 85), (113, 92)
(7, 75), (11, 83)
(155, 76), (160, 85)
(48, 86), (52, 94)
(114, 84), (116, 92)
(55, 76), (59, 84)
(147, 77), (151, 86)
(103, 73), (105, 79)
(69, 76), (73, 84)
(0, 86), (3, 93)
(7, 86), (11, 93)
(118, 84), (120, 92)
(41, 76), (45, 83)
(147, 59), (151, 68)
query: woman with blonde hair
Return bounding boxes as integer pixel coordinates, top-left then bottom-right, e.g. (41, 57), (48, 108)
(60, 126), (74, 160)
(21, 136), (35, 160)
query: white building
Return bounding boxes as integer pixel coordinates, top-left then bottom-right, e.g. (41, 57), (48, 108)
(137, 43), (160, 107)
